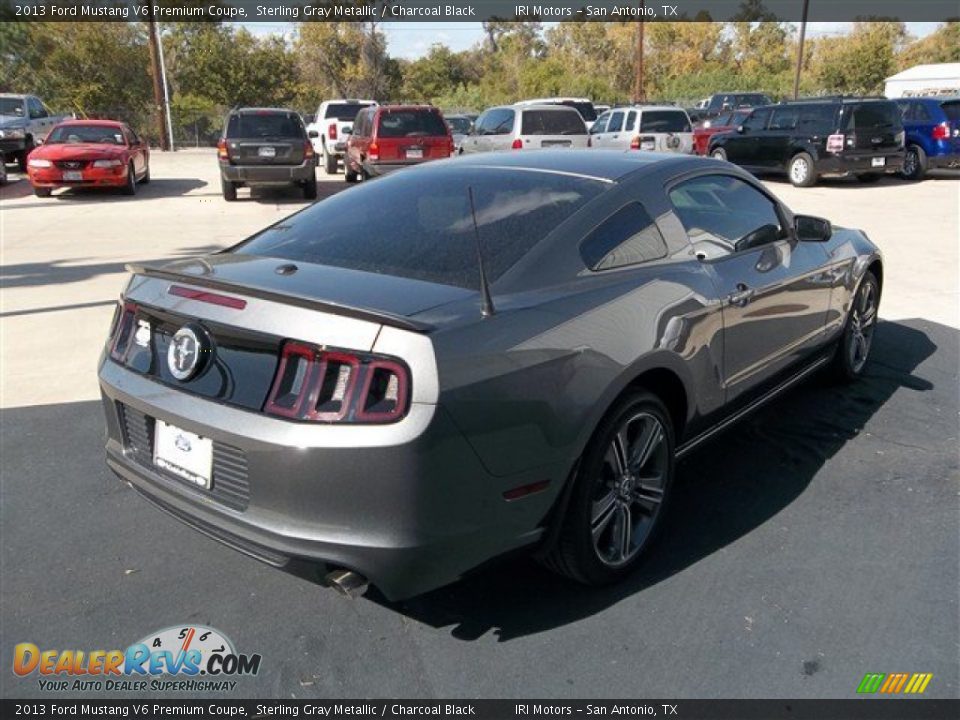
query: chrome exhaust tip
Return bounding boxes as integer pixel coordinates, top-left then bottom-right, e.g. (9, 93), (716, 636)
(324, 568), (369, 598)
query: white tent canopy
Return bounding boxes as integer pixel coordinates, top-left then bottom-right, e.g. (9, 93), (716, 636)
(885, 63), (960, 98)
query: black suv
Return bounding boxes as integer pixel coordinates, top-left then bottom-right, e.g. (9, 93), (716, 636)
(708, 98), (905, 187)
(217, 108), (317, 201)
(701, 92), (773, 119)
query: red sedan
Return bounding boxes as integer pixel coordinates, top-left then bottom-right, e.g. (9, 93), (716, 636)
(693, 109), (753, 156)
(26, 119), (150, 197)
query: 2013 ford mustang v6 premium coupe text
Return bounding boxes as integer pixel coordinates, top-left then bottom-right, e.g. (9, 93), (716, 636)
(99, 151), (882, 599)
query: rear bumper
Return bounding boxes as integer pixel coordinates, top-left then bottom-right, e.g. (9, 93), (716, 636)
(220, 161), (315, 185)
(362, 159), (426, 177)
(98, 360), (550, 600)
(817, 152), (904, 176)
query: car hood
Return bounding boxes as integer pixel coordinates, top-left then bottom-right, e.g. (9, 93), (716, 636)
(0, 115), (26, 129)
(156, 253), (476, 319)
(33, 143), (127, 160)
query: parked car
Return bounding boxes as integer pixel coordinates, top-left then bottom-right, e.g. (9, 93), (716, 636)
(345, 105), (453, 181)
(895, 96), (960, 180)
(709, 98), (905, 187)
(99, 150), (882, 600)
(460, 104), (588, 154)
(594, 104), (611, 116)
(25, 120), (150, 197)
(444, 113), (474, 154)
(590, 105), (694, 154)
(0, 156), (7, 185)
(516, 97), (598, 129)
(0, 93), (71, 170)
(217, 107), (317, 201)
(701, 92), (773, 119)
(307, 99), (377, 175)
(693, 109), (753, 155)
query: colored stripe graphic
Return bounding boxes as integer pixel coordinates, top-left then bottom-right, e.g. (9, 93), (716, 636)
(860, 672), (933, 694)
(904, 673), (933, 694)
(857, 673), (885, 693)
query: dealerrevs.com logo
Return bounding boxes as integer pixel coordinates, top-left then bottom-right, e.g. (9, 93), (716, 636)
(13, 625), (262, 692)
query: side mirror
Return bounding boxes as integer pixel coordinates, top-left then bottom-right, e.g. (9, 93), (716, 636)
(736, 125), (746, 134)
(795, 214), (832, 242)
(35, 137), (44, 146)
(308, 130), (319, 138)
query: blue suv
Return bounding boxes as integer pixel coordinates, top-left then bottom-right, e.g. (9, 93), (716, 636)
(895, 97), (960, 180)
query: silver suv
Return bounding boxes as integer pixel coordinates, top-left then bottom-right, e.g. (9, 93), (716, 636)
(590, 105), (694, 154)
(459, 104), (589, 155)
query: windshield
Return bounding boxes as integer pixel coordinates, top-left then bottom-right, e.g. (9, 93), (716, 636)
(446, 116), (473, 134)
(46, 124), (125, 145)
(640, 111), (691, 133)
(0, 97), (25, 116)
(323, 103), (371, 121)
(234, 167), (606, 289)
(227, 112), (304, 139)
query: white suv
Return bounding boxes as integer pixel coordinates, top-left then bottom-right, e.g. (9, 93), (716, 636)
(459, 104), (589, 155)
(590, 105), (694, 154)
(515, 97), (598, 130)
(307, 99), (377, 174)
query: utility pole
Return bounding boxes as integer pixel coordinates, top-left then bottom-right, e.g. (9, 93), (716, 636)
(634, 2), (646, 102)
(146, 7), (169, 150)
(793, 0), (810, 100)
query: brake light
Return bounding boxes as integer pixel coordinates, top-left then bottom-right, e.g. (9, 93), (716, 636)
(109, 301), (138, 362)
(630, 136), (641, 150)
(217, 139), (229, 160)
(447, 136), (455, 156)
(511, 138), (523, 150)
(264, 341), (410, 424)
(368, 142), (379, 160)
(932, 122), (950, 140)
(304, 141), (315, 160)
(328, 123), (338, 141)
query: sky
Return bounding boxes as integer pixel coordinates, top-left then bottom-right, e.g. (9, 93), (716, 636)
(241, 21), (943, 60)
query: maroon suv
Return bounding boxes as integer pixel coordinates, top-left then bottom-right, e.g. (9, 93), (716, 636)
(345, 105), (453, 181)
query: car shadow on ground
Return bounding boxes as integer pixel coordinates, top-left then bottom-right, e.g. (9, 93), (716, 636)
(0, 245), (223, 290)
(353, 319), (939, 641)
(0, 177), (208, 209)
(760, 168), (959, 189)
(232, 181), (346, 205)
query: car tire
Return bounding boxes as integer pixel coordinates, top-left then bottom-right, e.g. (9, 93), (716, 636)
(856, 173), (881, 183)
(324, 147), (337, 175)
(830, 271), (880, 383)
(344, 163), (358, 183)
(33, 186), (52, 198)
(302, 177), (318, 200)
(140, 164), (150, 184)
(788, 152), (817, 187)
(17, 137), (34, 171)
(543, 389), (675, 586)
(710, 147), (727, 162)
(221, 177), (237, 201)
(900, 145), (927, 181)
(361, 167), (371, 182)
(122, 163), (137, 195)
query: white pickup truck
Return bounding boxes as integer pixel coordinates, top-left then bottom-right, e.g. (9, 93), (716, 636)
(307, 99), (377, 174)
(0, 94), (71, 170)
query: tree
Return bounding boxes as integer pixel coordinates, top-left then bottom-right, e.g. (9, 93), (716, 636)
(402, 44), (470, 103)
(295, 22), (398, 103)
(897, 21), (960, 69)
(813, 21), (908, 95)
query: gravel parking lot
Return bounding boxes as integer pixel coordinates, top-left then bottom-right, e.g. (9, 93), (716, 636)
(1, 151), (957, 699)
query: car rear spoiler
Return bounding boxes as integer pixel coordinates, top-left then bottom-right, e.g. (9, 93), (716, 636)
(125, 263), (434, 333)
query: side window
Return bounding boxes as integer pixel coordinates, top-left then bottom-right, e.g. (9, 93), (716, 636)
(743, 109), (770, 131)
(28, 97), (47, 118)
(624, 110), (637, 132)
(909, 103), (931, 122)
(580, 203), (668, 271)
(592, 112), (610, 134)
(797, 104), (837, 134)
(607, 110), (625, 133)
(769, 107), (799, 131)
(668, 174), (784, 257)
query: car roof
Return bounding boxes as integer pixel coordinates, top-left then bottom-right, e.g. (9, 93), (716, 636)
(376, 104), (438, 111)
(438, 149), (705, 182)
(510, 103), (582, 112)
(231, 107), (299, 114)
(55, 119), (123, 127)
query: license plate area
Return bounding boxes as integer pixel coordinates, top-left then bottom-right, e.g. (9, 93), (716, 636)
(63, 171), (83, 181)
(541, 140), (571, 148)
(154, 420), (213, 489)
(405, 147), (423, 159)
(258, 146), (277, 158)
(871, 157), (885, 167)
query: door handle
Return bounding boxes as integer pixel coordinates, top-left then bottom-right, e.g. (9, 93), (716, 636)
(727, 283), (755, 306)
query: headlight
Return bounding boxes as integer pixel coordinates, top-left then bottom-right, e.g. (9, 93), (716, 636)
(27, 158), (52, 168)
(0, 128), (25, 139)
(92, 159), (123, 168)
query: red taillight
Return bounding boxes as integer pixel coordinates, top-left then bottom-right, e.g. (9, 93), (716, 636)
(217, 139), (229, 160)
(630, 136), (641, 150)
(109, 301), (138, 362)
(168, 285), (247, 310)
(368, 142), (379, 161)
(264, 341), (410, 424)
(511, 138), (523, 150)
(304, 141), (315, 160)
(328, 123), (338, 141)
(932, 122), (950, 140)
(447, 136), (455, 156)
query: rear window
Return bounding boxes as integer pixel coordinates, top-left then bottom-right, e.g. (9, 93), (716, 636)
(639, 111), (691, 133)
(227, 112), (304, 139)
(736, 94), (771, 107)
(377, 110), (448, 138)
(234, 168), (606, 289)
(941, 101), (960, 124)
(446, 116), (473, 134)
(521, 109), (587, 135)
(844, 102), (900, 130)
(323, 103), (371, 121)
(561, 101), (597, 122)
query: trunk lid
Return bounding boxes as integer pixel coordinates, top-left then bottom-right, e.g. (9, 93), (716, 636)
(375, 108), (451, 162)
(841, 102), (903, 153)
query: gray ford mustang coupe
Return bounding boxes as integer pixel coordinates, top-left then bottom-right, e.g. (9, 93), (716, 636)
(99, 151), (882, 600)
